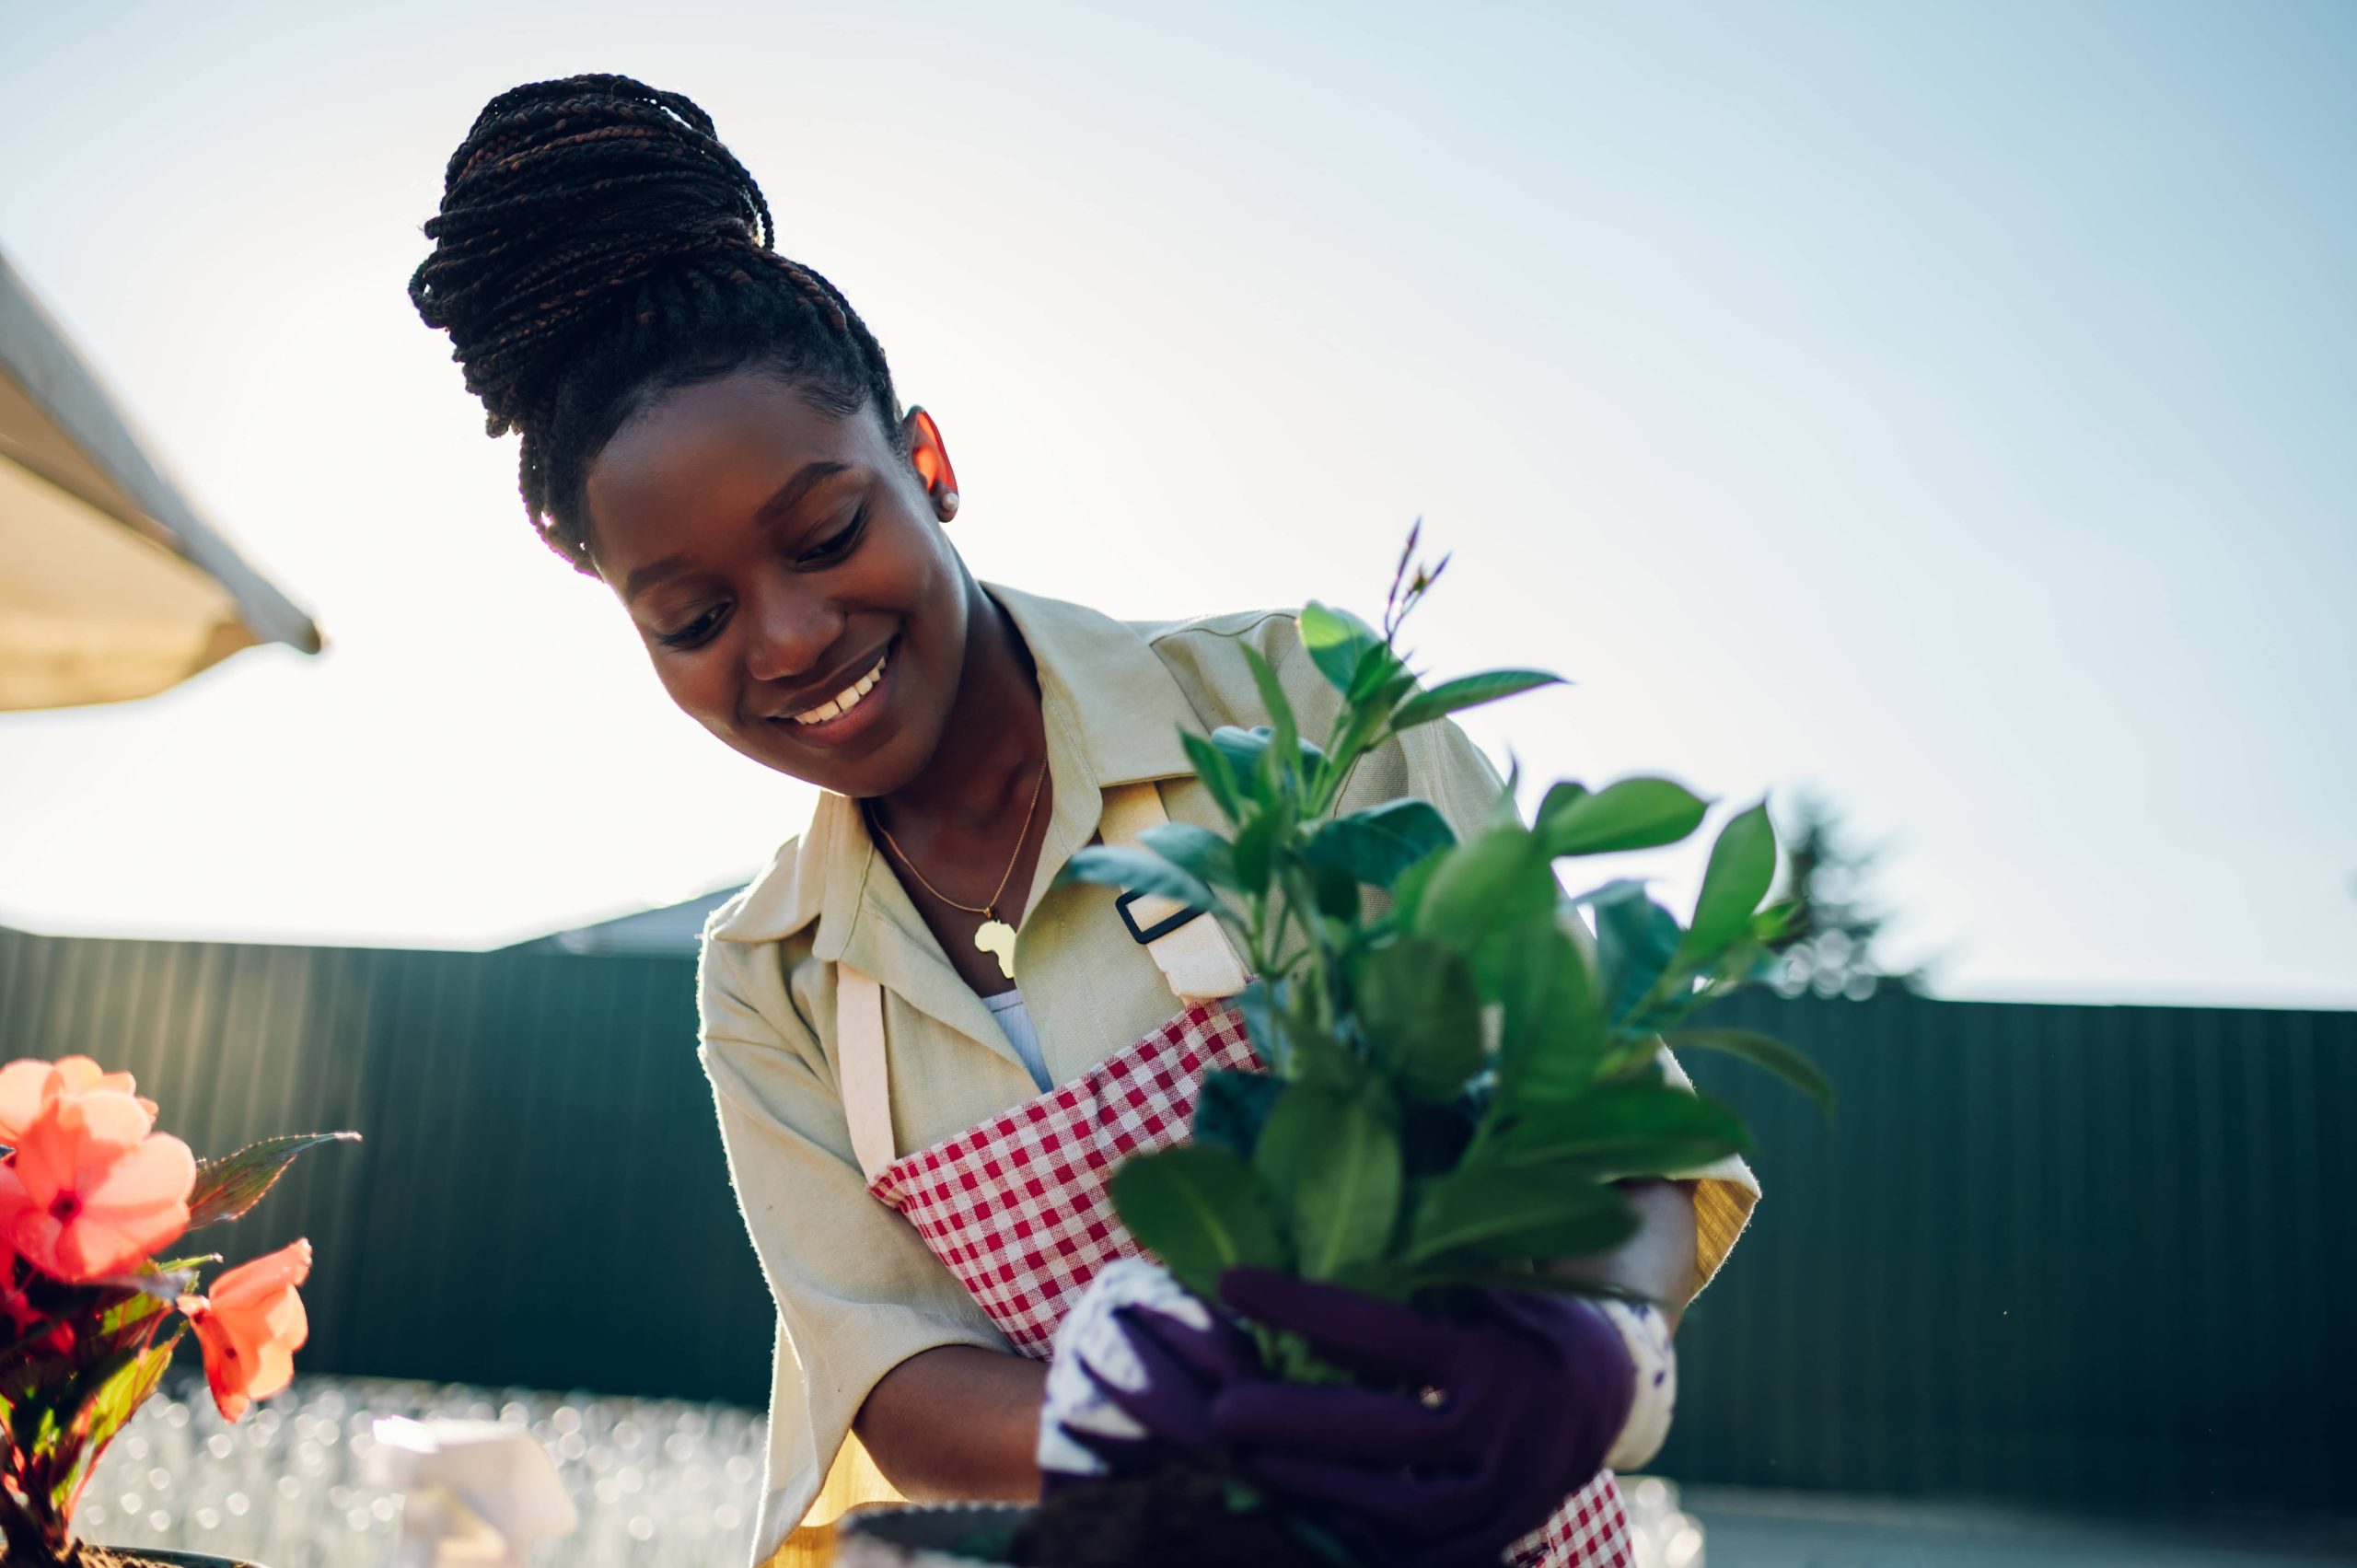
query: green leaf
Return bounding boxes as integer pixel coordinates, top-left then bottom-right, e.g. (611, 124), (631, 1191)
(1180, 730), (1246, 822)
(1493, 922), (1607, 1103)
(1404, 1168), (1635, 1265)
(1192, 1068), (1287, 1159)
(1411, 824), (1557, 954)
(1229, 800), (1293, 896)
(1234, 980), (1287, 1074)
(78, 1264), (203, 1303)
(1351, 648), (1419, 711)
(1254, 1084), (1402, 1280)
(1595, 888), (1686, 1024)
(1536, 781), (1589, 826)
(1110, 1145), (1287, 1298)
(1139, 821), (1238, 891)
(1354, 937), (1484, 1103)
(1678, 801), (1777, 969)
(1240, 646), (1300, 779)
(1567, 877), (1649, 911)
(1538, 777), (1710, 857)
(1211, 726), (1274, 790)
(52, 1329), (180, 1520)
(188, 1131), (360, 1228)
(1388, 846), (1452, 928)
(1308, 854), (1361, 923)
(1393, 669), (1563, 730)
(1751, 899), (1806, 945)
(1307, 800), (1457, 890)
(1488, 1081), (1753, 1172)
(1299, 602), (1385, 697)
(1663, 1028), (1836, 1119)
(1058, 845), (1223, 918)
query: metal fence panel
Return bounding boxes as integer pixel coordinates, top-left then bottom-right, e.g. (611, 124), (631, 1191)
(2, 929), (2347, 1516)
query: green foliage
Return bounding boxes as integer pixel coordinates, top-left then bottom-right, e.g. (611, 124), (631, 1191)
(1660, 1028), (1837, 1118)
(188, 1130), (362, 1228)
(1107, 1146), (1288, 1300)
(1255, 1085), (1401, 1281)
(1392, 670), (1563, 731)
(1057, 537), (1826, 1330)
(1538, 777), (1710, 857)
(1191, 1068), (1287, 1159)
(1306, 800), (1455, 890)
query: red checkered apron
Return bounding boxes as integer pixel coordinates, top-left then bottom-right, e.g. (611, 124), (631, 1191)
(851, 994), (1631, 1567)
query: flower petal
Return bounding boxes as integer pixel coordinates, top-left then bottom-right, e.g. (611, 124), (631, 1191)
(0, 1061), (64, 1144)
(12, 1208), (69, 1281)
(212, 1238), (313, 1307)
(82, 1132), (197, 1210)
(64, 1092), (155, 1160)
(7, 1106), (79, 1204)
(63, 1196), (191, 1279)
(52, 1057), (106, 1093)
(188, 1305), (253, 1422)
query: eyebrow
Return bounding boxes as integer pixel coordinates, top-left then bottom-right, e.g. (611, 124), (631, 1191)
(621, 460), (856, 603)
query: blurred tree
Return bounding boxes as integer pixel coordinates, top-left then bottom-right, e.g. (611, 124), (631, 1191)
(1770, 793), (1927, 999)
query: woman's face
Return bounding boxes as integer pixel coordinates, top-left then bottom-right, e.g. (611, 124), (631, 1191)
(584, 371), (971, 798)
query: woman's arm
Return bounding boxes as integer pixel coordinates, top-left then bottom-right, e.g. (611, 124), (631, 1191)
(857, 1181), (1694, 1503)
(1555, 1179), (1701, 1330)
(856, 1344), (1049, 1502)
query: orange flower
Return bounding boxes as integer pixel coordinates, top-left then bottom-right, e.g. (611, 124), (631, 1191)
(180, 1239), (311, 1422)
(0, 1056), (157, 1144)
(0, 1089), (194, 1282)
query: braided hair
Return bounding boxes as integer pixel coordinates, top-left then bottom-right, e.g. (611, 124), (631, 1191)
(410, 75), (903, 574)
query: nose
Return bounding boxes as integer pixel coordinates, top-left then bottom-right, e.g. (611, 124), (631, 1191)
(742, 581), (842, 686)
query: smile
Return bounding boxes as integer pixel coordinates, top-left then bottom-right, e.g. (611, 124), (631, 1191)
(789, 648), (888, 726)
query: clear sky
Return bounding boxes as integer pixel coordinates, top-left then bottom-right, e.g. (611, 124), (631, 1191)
(0, 0), (2351, 1005)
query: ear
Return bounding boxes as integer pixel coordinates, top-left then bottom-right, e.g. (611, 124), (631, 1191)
(901, 406), (961, 522)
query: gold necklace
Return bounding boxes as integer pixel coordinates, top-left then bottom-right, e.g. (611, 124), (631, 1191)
(868, 756), (1050, 981)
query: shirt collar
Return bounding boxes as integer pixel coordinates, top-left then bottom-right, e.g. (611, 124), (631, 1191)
(708, 582), (1201, 949)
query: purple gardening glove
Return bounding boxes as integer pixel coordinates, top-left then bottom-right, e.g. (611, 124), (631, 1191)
(1053, 1304), (1264, 1484)
(1038, 1259), (1267, 1495)
(1213, 1268), (1637, 1568)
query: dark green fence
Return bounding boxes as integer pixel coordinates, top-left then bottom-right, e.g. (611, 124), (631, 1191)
(1, 927), (2347, 1518)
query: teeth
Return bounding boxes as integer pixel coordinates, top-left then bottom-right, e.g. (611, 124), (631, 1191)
(792, 651), (888, 726)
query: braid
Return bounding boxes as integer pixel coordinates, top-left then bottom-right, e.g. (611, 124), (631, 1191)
(409, 75), (903, 572)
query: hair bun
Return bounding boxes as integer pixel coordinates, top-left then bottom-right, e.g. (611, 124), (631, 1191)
(409, 74), (779, 436)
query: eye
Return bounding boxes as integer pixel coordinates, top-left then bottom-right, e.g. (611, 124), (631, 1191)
(795, 505), (868, 568)
(657, 603), (728, 650)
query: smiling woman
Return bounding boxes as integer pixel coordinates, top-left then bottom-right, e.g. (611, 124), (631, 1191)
(407, 73), (1748, 1568)
(586, 377), (985, 803)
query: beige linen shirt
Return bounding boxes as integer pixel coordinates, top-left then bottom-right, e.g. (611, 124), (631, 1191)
(696, 585), (1760, 1560)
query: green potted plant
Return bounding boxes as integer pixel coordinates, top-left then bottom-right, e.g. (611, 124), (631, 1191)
(0, 1055), (355, 1568)
(842, 540), (1826, 1568)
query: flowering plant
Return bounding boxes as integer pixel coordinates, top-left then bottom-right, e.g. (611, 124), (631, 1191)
(0, 1055), (355, 1564)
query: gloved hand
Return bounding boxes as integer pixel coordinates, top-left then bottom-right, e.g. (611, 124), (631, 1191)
(1036, 1258), (1265, 1494)
(1213, 1268), (1639, 1568)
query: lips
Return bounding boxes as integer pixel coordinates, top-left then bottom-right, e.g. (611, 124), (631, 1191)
(785, 646), (889, 726)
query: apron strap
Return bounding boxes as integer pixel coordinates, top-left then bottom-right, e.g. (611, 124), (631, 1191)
(833, 780), (1250, 1183)
(1098, 782), (1253, 1003)
(837, 964), (897, 1184)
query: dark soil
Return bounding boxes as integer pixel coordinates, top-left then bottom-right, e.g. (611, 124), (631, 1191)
(1008, 1463), (1334, 1568)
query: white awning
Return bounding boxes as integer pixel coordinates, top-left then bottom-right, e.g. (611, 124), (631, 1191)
(0, 246), (320, 710)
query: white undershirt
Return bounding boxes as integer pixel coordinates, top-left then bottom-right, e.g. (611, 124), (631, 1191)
(982, 987), (1052, 1090)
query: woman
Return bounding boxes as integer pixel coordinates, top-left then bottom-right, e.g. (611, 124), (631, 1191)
(409, 75), (1757, 1568)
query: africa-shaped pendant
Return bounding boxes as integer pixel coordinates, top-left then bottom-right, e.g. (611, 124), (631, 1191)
(974, 917), (1018, 981)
